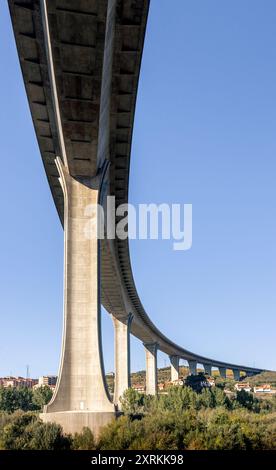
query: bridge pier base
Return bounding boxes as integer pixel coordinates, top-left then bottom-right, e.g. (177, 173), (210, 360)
(233, 369), (240, 381)
(144, 343), (158, 395)
(170, 355), (179, 382)
(41, 411), (115, 437)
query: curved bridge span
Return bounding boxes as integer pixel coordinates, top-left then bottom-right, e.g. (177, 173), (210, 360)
(9, 0), (263, 434)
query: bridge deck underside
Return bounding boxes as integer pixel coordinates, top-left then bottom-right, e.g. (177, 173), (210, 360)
(8, 0), (263, 375)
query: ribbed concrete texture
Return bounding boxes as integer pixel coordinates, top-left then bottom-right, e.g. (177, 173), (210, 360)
(144, 343), (158, 395)
(170, 355), (180, 382)
(113, 314), (133, 407)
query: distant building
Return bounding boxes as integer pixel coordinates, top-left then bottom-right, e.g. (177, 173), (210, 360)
(207, 377), (215, 387)
(0, 376), (38, 388)
(38, 376), (57, 387)
(132, 384), (145, 393)
(158, 382), (166, 391)
(235, 382), (251, 392)
(167, 379), (184, 387)
(254, 384), (276, 395)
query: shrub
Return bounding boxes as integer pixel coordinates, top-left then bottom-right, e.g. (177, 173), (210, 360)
(0, 411), (71, 450)
(72, 427), (96, 450)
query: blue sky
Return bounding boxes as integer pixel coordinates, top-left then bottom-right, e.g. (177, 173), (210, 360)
(0, 0), (275, 378)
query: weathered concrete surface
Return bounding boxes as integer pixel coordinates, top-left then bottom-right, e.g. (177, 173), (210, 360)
(233, 369), (240, 381)
(40, 411), (115, 437)
(170, 355), (179, 382)
(44, 158), (114, 418)
(144, 343), (158, 395)
(113, 313), (133, 406)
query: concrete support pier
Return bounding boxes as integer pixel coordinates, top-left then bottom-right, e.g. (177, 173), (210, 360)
(203, 363), (212, 376)
(144, 343), (158, 395)
(41, 159), (114, 435)
(219, 367), (227, 379)
(170, 355), (180, 382)
(233, 369), (240, 381)
(113, 314), (133, 407)
(188, 360), (197, 376)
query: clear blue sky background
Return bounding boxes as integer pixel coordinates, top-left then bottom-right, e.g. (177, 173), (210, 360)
(0, 0), (275, 378)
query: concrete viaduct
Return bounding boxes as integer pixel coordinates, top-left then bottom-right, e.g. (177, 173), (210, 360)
(9, 0), (264, 434)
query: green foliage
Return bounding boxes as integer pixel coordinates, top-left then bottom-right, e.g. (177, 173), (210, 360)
(0, 386), (53, 414)
(72, 427), (96, 450)
(97, 416), (144, 450)
(0, 387), (36, 413)
(1, 382), (276, 450)
(0, 411), (71, 450)
(96, 406), (276, 450)
(32, 386), (53, 411)
(235, 389), (260, 412)
(119, 388), (146, 416)
(97, 385), (276, 450)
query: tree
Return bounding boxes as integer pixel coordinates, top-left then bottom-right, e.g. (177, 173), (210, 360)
(119, 388), (145, 416)
(0, 387), (35, 413)
(235, 389), (260, 412)
(27, 420), (71, 450)
(32, 386), (53, 411)
(0, 411), (71, 450)
(72, 427), (96, 450)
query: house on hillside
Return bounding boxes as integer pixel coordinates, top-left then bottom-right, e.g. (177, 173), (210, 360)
(235, 382), (251, 392)
(254, 384), (276, 395)
(207, 377), (215, 387)
(132, 383), (145, 393)
(158, 382), (166, 391)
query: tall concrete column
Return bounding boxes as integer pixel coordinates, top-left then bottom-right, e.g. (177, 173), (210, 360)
(219, 367), (227, 379)
(113, 313), (133, 407)
(144, 343), (158, 395)
(233, 369), (240, 381)
(170, 355), (180, 382)
(41, 158), (114, 434)
(203, 364), (212, 376)
(188, 360), (197, 375)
